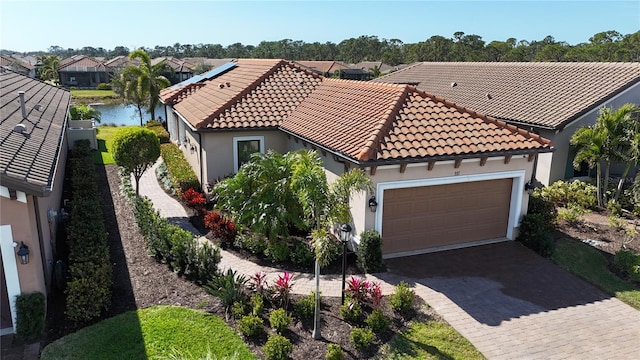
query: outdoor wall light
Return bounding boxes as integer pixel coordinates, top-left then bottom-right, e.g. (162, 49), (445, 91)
(524, 181), (535, 195)
(16, 241), (30, 265)
(339, 223), (352, 305)
(368, 196), (378, 212)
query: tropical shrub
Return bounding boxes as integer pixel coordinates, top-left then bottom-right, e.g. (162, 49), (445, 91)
(349, 327), (374, 352)
(204, 211), (237, 243)
(290, 239), (315, 266)
(265, 240), (291, 263)
(517, 213), (555, 257)
(345, 276), (382, 309)
(272, 272), (294, 309)
(389, 281), (416, 315)
(238, 314), (264, 337)
(614, 249), (640, 282)
(325, 343), (344, 360)
(340, 299), (363, 323)
(263, 334), (293, 360)
(250, 271), (269, 295)
(182, 188), (206, 209)
(557, 203), (588, 224)
(357, 230), (384, 273)
(160, 143), (200, 196)
(538, 180), (597, 209)
(365, 309), (390, 333)
(269, 308), (292, 334)
(234, 232), (268, 255)
(294, 292), (316, 320)
(15, 292), (45, 340)
(204, 269), (248, 316)
(69, 104), (101, 122)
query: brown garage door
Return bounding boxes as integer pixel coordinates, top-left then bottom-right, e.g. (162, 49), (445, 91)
(381, 178), (512, 255)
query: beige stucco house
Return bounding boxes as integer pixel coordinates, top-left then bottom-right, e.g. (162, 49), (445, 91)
(0, 69), (70, 334)
(160, 59), (552, 260)
(373, 62), (640, 185)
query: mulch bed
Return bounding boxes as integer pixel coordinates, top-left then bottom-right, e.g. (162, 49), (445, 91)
(43, 164), (428, 359)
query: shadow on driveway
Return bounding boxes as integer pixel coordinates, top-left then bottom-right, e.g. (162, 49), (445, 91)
(384, 241), (611, 326)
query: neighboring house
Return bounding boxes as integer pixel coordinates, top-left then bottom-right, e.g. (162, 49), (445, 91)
(160, 59), (552, 259)
(103, 55), (139, 72)
(295, 60), (369, 80)
(373, 62), (640, 185)
(58, 55), (111, 88)
(0, 69), (71, 335)
(0, 55), (36, 78)
(351, 61), (396, 75)
(151, 57), (196, 84)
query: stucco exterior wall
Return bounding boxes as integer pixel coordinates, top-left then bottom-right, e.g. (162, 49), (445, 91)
(536, 82), (640, 186)
(0, 197), (46, 296)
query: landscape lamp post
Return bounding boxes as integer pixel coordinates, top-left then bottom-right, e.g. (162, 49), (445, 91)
(340, 223), (352, 305)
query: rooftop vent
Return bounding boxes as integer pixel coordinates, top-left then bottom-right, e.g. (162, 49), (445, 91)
(219, 83), (225, 89)
(14, 123), (27, 133)
(486, 93), (492, 100)
(34, 104), (42, 111)
(451, 82), (457, 87)
(18, 91), (27, 119)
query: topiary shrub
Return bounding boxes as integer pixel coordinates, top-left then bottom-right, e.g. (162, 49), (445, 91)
(357, 230), (384, 273)
(517, 213), (555, 257)
(527, 193), (557, 232)
(389, 281), (415, 315)
(15, 292), (45, 340)
(160, 143), (200, 196)
(145, 120), (170, 143)
(349, 327), (374, 352)
(269, 308), (292, 334)
(294, 292), (315, 320)
(365, 309), (389, 334)
(325, 343), (344, 360)
(238, 314), (264, 337)
(263, 334), (293, 360)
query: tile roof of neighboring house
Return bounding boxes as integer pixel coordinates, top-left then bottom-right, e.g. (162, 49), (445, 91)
(0, 69), (71, 196)
(352, 61), (395, 73)
(152, 57), (196, 73)
(373, 62), (640, 130)
(161, 59), (322, 129)
(295, 61), (352, 74)
(0, 55), (35, 71)
(58, 55), (108, 72)
(281, 79), (551, 162)
(103, 55), (139, 68)
(183, 58), (237, 68)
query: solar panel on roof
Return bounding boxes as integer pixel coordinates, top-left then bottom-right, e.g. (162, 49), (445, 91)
(169, 62), (237, 90)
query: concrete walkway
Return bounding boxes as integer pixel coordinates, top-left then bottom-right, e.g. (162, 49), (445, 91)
(137, 160), (396, 296)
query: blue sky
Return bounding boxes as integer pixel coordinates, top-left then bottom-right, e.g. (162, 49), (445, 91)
(1, 0), (638, 52)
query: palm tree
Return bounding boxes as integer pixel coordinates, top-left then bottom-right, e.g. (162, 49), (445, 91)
(290, 150), (371, 340)
(571, 105), (633, 207)
(122, 49), (171, 123)
(37, 55), (59, 84)
(611, 104), (640, 201)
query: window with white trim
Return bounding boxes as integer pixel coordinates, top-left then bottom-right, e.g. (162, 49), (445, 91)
(233, 136), (264, 172)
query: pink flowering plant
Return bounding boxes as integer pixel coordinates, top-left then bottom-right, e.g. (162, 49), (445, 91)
(250, 271), (269, 294)
(272, 271), (295, 309)
(346, 276), (383, 309)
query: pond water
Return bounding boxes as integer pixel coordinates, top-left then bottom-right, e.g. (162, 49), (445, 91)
(90, 103), (165, 127)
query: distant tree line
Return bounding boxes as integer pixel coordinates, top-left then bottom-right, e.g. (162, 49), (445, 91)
(4, 30), (639, 64)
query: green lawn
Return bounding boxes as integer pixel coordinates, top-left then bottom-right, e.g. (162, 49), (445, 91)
(93, 125), (134, 165)
(70, 89), (118, 98)
(381, 320), (485, 359)
(40, 305), (256, 360)
(552, 238), (640, 309)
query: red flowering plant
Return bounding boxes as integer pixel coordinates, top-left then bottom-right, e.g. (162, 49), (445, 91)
(346, 276), (383, 309)
(182, 188), (206, 213)
(250, 271), (269, 294)
(204, 211), (237, 244)
(272, 271), (295, 309)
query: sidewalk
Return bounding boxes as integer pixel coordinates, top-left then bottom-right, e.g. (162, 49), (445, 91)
(137, 160), (397, 296)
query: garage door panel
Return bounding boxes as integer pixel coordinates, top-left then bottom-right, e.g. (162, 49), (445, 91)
(382, 178), (512, 255)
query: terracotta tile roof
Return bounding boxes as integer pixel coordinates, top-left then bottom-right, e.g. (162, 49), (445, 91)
(152, 57), (196, 72)
(0, 55), (34, 70)
(58, 55), (107, 72)
(0, 69), (71, 195)
(373, 62), (640, 130)
(281, 79), (551, 162)
(295, 61), (352, 74)
(166, 59), (322, 129)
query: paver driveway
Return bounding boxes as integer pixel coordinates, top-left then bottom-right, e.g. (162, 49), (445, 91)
(380, 241), (640, 360)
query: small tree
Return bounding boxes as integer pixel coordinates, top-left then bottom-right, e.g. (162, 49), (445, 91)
(69, 104), (101, 123)
(112, 127), (160, 196)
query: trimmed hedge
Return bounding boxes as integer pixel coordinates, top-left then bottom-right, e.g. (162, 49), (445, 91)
(160, 143), (200, 195)
(121, 169), (220, 285)
(357, 230), (384, 273)
(145, 121), (170, 144)
(65, 140), (112, 322)
(15, 292), (45, 340)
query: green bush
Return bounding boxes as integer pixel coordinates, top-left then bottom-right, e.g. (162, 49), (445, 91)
(204, 269), (248, 315)
(263, 334), (294, 360)
(365, 309), (389, 333)
(232, 301), (248, 319)
(145, 121), (170, 144)
(265, 240), (291, 263)
(349, 327), (374, 352)
(527, 193), (557, 232)
(238, 315), (264, 337)
(557, 203), (588, 224)
(357, 230), (384, 273)
(538, 180), (597, 209)
(96, 82), (111, 90)
(235, 232), (268, 255)
(269, 308), (292, 334)
(517, 213), (556, 257)
(294, 292), (315, 320)
(251, 293), (264, 316)
(160, 143), (200, 196)
(325, 343), (344, 360)
(15, 292), (45, 340)
(614, 249), (640, 282)
(340, 299), (363, 323)
(290, 239), (315, 266)
(389, 281), (415, 315)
